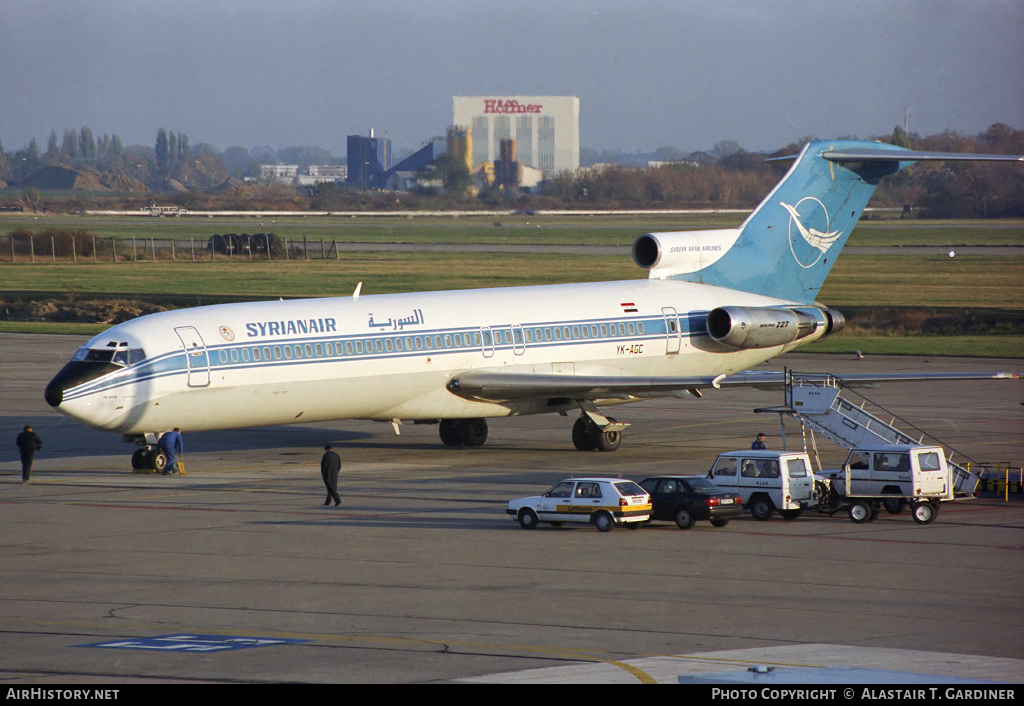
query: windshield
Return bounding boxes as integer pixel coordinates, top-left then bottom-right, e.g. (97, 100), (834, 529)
(72, 346), (146, 367)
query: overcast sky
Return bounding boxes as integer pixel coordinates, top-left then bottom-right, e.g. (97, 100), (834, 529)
(2, 0), (1022, 156)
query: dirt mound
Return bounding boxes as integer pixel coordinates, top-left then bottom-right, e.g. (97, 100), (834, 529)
(0, 298), (171, 324)
(22, 167), (110, 191)
(100, 174), (150, 193)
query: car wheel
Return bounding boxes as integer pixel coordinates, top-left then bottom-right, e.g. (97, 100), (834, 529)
(463, 418), (488, 446)
(883, 497), (905, 515)
(518, 509), (538, 529)
(674, 507), (695, 530)
(593, 511), (614, 532)
(149, 449), (168, 473)
(779, 509), (803, 520)
(912, 502), (937, 525)
(849, 500), (872, 523)
(750, 496), (774, 521)
(709, 518), (730, 528)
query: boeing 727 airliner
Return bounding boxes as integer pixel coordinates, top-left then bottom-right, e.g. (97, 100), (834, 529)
(45, 140), (1022, 470)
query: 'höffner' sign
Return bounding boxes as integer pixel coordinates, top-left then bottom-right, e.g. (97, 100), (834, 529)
(483, 99), (543, 114)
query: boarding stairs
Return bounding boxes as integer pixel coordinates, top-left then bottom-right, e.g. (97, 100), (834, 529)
(761, 371), (980, 496)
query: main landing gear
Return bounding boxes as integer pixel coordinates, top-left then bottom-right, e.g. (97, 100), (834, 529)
(130, 445), (168, 472)
(572, 415), (621, 452)
(439, 418), (489, 447)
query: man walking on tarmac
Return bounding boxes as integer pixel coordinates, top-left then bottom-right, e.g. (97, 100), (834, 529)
(16, 425), (42, 481)
(320, 445), (341, 506)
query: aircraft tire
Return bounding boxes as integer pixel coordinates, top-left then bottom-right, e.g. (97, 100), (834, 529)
(148, 449), (168, 473)
(439, 419), (465, 447)
(572, 417), (596, 451)
(131, 448), (150, 470)
(463, 419), (488, 446)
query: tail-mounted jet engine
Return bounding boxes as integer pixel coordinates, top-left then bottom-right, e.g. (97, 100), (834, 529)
(706, 305), (845, 350)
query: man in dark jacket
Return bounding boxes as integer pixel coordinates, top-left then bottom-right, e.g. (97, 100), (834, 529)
(320, 445), (341, 506)
(16, 425), (43, 481)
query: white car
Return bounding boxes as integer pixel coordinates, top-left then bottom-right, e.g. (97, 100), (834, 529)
(506, 478), (652, 532)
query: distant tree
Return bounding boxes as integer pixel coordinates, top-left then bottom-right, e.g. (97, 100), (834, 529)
(711, 140), (742, 161)
(432, 152), (473, 195)
(890, 125), (914, 149)
(168, 132), (178, 167)
(155, 128), (169, 171)
(46, 130), (59, 156)
(61, 129), (78, 160)
(80, 127), (96, 159)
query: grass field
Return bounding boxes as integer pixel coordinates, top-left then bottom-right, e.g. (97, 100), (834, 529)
(1, 215), (1021, 357)
(2, 213), (1022, 247)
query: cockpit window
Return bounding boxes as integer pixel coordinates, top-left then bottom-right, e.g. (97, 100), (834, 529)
(73, 347), (146, 366)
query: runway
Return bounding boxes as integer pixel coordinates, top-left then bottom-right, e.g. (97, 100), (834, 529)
(1, 333), (1022, 683)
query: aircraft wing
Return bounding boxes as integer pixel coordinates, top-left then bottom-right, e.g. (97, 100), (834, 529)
(446, 369), (1019, 403)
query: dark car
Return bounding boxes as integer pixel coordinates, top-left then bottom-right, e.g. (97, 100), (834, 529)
(638, 476), (743, 529)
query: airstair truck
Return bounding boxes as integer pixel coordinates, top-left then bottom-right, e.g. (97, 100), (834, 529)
(814, 445), (953, 525)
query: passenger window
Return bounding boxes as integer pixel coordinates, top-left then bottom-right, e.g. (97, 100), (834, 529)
(305, 344), (313, 357)
(293, 346), (302, 359)
(345, 342), (354, 354)
(263, 347), (271, 360)
(405, 337), (413, 350)
(554, 328), (561, 340)
(473, 332), (481, 346)
(544, 328), (552, 340)
(601, 324), (608, 336)
(786, 458), (808, 478)
(848, 452), (869, 470)
(874, 452), (909, 472)
(273, 346), (282, 359)
(618, 323), (626, 335)
(355, 341), (363, 354)
(741, 460), (758, 478)
(574, 482), (600, 498)
(504, 331), (512, 344)
(385, 339), (393, 352)
(572, 326), (580, 338)
(563, 327), (570, 339)
(525, 329), (533, 342)
(318, 343), (326, 356)
(660, 480), (678, 494)
(712, 457), (737, 477)
(627, 322), (635, 335)
(253, 348), (261, 361)
(918, 452), (941, 471)
(241, 348), (250, 362)
(395, 338), (403, 351)
(284, 347), (292, 359)
(637, 322), (644, 334)
(375, 340), (383, 353)
(581, 326), (589, 338)
(639, 479), (658, 494)
(444, 334), (452, 347)
(219, 350), (228, 363)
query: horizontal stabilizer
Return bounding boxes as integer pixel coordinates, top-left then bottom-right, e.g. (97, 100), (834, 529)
(822, 148), (1024, 163)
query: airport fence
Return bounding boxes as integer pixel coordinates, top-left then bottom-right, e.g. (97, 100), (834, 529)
(1, 233), (346, 263)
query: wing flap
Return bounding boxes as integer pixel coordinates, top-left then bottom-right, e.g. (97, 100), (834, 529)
(445, 369), (1018, 403)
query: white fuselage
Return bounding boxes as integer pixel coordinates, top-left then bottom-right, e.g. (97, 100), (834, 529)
(53, 278), (806, 435)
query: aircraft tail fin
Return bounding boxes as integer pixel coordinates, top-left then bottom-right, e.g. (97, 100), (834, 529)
(634, 140), (1022, 303)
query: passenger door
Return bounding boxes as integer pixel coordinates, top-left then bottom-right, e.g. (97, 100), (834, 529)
(174, 326), (210, 388)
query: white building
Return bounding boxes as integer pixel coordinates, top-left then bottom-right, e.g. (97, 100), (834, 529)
(453, 96), (580, 176)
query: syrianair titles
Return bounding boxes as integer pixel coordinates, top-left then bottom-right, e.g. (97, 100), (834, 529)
(44, 140), (1022, 469)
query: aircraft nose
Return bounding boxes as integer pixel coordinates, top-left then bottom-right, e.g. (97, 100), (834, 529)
(44, 376), (64, 407)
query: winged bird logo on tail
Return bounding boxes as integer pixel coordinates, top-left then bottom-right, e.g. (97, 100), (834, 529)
(781, 197), (842, 268)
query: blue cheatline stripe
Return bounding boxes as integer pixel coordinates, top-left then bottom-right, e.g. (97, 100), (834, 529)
(64, 314), (710, 400)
